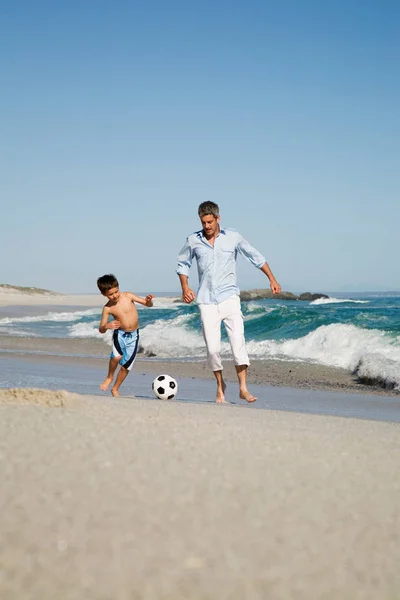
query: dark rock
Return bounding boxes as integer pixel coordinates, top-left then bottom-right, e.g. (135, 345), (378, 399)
(298, 292), (330, 301)
(138, 345), (156, 357)
(173, 289), (329, 302)
(240, 289), (298, 301)
(240, 289), (330, 302)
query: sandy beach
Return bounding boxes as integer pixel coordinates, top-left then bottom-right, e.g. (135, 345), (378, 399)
(1, 293), (400, 597)
(0, 291), (105, 308)
(0, 388), (399, 599)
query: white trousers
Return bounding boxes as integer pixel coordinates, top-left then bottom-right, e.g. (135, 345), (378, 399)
(199, 295), (249, 372)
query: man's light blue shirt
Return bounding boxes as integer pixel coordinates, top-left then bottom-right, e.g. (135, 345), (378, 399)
(176, 227), (266, 305)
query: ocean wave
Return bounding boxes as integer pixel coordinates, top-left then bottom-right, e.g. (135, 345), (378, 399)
(243, 304), (276, 322)
(139, 314), (215, 358)
(245, 302), (278, 313)
(67, 313), (208, 357)
(136, 298), (181, 310)
(151, 296), (181, 304)
(6, 297), (399, 390)
(246, 323), (400, 389)
(311, 298), (370, 305)
(0, 308), (100, 325)
(356, 355), (400, 390)
(0, 327), (40, 337)
(68, 322), (111, 342)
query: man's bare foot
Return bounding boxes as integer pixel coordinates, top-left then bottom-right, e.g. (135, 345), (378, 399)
(240, 389), (257, 403)
(100, 377), (113, 391)
(111, 388), (120, 398)
(216, 381), (227, 404)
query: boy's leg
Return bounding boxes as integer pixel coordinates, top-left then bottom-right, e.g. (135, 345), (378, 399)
(100, 356), (121, 391)
(199, 303), (225, 403)
(110, 330), (139, 397)
(111, 366), (129, 397)
(222, 296), (256, 403)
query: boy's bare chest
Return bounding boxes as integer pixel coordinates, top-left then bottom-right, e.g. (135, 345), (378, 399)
(110, 298), (137, 319)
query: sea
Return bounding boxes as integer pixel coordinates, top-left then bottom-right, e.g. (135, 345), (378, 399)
(1, 292), (400, 390)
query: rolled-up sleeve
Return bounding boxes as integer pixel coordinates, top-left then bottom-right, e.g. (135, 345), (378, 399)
(176, 238), (193, 276)
(237, 235), (266, 269)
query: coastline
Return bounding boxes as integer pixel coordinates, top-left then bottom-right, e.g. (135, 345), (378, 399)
(0, 334), (398, 397)
(0, 292), (105, 308)
(0, 292), (399, 398)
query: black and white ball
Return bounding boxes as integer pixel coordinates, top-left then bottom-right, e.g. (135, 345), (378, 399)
(152, 374), (178, 400)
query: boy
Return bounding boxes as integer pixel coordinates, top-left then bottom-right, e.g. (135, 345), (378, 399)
(97, 274), (154, 397)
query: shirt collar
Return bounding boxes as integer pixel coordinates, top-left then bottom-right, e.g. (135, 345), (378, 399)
(197, 226), (226, 239)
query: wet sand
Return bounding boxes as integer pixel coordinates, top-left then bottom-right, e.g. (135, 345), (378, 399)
(0, 389), (399, 599)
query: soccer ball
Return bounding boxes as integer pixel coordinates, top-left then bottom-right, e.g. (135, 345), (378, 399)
(152, 374), (178, 400)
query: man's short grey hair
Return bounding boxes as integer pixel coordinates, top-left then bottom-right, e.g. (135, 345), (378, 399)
(198, 201), (220, 218)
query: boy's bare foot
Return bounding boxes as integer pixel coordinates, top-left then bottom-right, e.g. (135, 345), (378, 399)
(240, 389), (257, 403)
(111, 388), (120, 398)
(216, 381), (227, 404)
(100, 377), (113, 391)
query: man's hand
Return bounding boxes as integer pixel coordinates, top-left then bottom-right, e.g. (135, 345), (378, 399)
(270, 279), (282, 295)
(260, 263), (281, 295)
(108, 320), (121, 330)
(182, 287), (196, 304)
(145, 294), (154, 307)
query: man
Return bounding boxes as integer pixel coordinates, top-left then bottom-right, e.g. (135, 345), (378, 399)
(177, 201), (281, 403)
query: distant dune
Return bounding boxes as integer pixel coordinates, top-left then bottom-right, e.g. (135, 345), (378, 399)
(0, 284), (59, 296)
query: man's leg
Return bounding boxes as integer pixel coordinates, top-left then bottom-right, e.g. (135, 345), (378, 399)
(111, 366), (129, 397)
(223, 296), (257, 403)
(235, 365), (257, 403)
(100, 356), (120, 391)
(213, 369), (227, 404)
(199, 303), (226, 403)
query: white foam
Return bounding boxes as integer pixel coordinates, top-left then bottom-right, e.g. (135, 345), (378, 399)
(357, 355), (400, 390)
(311, 298), (370, 305)
(246, 323), (400, 389)
(139, 315), (206, 358)
(68, 322), (111, 343)
(137, 298), (180, 310)
(138, 314), (231, 359)
(0, 308), (100, 325)
(0, 328), (40, 337)
(152, 296), (181, 305)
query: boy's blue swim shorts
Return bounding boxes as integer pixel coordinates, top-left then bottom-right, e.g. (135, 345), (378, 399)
(110, 328), (139, 371)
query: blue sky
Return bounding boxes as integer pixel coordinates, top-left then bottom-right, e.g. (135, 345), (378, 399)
(1, 0), (399, 293)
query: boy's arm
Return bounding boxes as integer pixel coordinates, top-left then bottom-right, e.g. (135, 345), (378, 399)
(99, 306), (120, 333)
(130, 292), (155, 307)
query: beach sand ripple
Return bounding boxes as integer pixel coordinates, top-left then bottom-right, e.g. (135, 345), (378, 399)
(0, 388), (77, 407)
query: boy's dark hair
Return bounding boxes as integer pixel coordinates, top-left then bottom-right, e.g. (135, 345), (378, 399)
(198, 201), (219, 218)
(97, 274), (119, 294)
